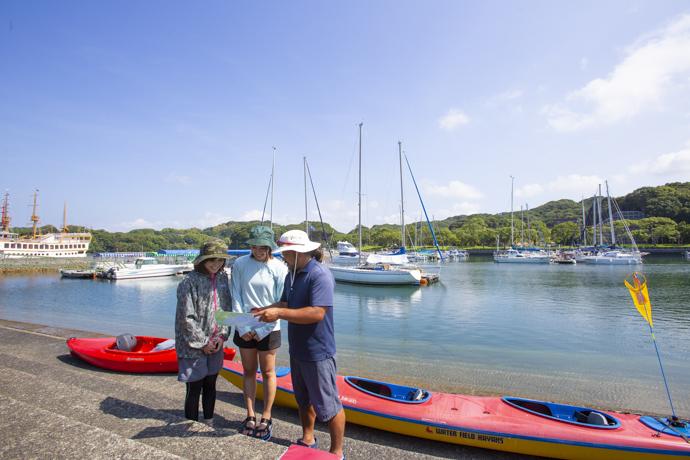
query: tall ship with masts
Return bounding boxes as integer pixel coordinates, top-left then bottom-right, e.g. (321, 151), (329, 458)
(0, 190), (91, 258)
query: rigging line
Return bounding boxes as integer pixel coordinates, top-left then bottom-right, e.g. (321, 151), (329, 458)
(260, 174), (273, 226)
(305, 159), (331, 255)
(403, 153), (444, 262)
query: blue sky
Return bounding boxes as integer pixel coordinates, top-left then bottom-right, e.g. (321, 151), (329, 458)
(2, 1), (690, 233)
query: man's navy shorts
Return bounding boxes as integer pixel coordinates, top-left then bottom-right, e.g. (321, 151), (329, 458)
(289, 356), (343, 422)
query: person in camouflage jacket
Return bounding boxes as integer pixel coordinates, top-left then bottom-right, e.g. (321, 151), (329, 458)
(175, 239), (232, 424)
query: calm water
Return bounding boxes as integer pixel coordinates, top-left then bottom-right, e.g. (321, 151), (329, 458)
(1, 255), (689, 416)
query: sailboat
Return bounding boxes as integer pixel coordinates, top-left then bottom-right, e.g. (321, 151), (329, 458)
(580, 182), (642, 265)
(493, 177), (549, 264)
(329, 125), (425, 285)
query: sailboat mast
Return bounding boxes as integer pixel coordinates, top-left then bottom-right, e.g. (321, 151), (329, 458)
(597, 184), (604, 246)
(1, 192), (10, 232)
(526, 203), (530, 245)
(30, 189), (40, 238)
(358, 123), (363, 265)
(304, 156), (308, 236)
(581, 197), (587, 246)
(398, 141), (405, 250)
(606, 181), (615, 246)
(592, 194), (597, 246)
(270, 147), (276, 230)
(63, 201), (68, 233)
(520, 205), (524, 246)
(510, 176), (515, 248)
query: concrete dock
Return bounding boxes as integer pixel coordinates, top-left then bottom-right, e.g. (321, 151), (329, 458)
(0, 319), (535, 459)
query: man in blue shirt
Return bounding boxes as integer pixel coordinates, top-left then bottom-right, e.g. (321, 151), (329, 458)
(253, 230), (345, 458)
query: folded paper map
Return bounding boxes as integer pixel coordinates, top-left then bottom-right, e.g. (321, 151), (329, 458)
(215, 310), (264, 329)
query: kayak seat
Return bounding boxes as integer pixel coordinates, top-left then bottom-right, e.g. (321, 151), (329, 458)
(519, 401), (553, 417)
(407, 389), (426, 401)
(574, 410), (609, 426)
(351, 378), (391, 397)
(586, 411), (609, 426)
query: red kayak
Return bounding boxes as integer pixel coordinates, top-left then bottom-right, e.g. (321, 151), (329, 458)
(221, 360), (690, 460)
(67, 336), (236, 373)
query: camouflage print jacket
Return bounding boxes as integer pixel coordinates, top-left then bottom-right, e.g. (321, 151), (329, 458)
(175, 270), (231, 359)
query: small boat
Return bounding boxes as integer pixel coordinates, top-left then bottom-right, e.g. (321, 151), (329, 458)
(103, 257), (193, 280)
(60, 269), (98, 279)
(493, 248), (551, 264)
(330, 241), (361, 265)
(220, 361), (690, 459)
(67, 336), (236, 373)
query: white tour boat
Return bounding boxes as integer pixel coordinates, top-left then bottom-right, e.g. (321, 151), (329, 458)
(0, 191), (91, 258)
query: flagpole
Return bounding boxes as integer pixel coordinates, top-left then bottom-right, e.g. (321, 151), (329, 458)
(647, 321), (677, 419)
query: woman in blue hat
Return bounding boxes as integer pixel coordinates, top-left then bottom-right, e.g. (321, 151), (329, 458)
(230, 225), (288, 440)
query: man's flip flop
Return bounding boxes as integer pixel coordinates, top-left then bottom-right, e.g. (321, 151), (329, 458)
(294, 438), (318, 449)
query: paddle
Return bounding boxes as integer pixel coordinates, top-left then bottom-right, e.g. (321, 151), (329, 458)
(624, 272), (688, 442)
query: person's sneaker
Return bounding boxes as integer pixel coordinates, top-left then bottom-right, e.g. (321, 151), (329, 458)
(200, 418), (214, 428)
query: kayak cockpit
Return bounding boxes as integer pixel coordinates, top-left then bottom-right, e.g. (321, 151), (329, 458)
(345, 376), (430, 404)
(502, 397), (620, 429)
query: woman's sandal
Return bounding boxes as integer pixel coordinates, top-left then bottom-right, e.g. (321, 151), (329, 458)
(241, 416), (256, 436)
(253, 418), (273, 441)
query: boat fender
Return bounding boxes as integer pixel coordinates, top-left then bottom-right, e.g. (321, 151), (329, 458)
(116, 333), (137, 351)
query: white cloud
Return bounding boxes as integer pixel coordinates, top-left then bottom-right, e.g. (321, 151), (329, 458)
(434, 202), (482, 219)
(165, 173), (192, 186)
(240, 209), (264, 221)
(629, 142), (690, 175)
(487, 89), (524, 106)
(422, 180), (483, 200)
(514, 175), (605, 201)
(439, 109), (470, 131)
(544, 14), (690, 132)
(515, 183), (544, 198)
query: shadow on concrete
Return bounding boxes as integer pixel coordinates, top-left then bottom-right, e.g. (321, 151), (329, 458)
(99, 396), (294, 448)
(57, 353), (176, 378)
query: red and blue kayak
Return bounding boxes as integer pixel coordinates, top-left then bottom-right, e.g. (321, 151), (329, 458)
(220, 360), (690, 459)
(67, 336), (236, 373)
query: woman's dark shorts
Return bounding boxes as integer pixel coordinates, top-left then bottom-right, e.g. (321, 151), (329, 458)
(233, 330), (281, 351)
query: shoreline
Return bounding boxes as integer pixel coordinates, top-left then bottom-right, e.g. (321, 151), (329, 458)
(0, 318), (534, 459)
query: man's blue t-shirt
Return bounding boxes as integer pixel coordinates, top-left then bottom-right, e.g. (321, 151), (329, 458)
(281, 258), (336, 361)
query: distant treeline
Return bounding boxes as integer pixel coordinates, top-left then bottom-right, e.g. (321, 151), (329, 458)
(11, 182), (690, 251)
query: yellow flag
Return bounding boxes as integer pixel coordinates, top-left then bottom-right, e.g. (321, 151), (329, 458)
(624, 272), (653, 327)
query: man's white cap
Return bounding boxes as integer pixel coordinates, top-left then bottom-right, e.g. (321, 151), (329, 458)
(274, 229), (321, 253)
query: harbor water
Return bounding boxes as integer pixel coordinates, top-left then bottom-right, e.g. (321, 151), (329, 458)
(1, 255), (688, 416)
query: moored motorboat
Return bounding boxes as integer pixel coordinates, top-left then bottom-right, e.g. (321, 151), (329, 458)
(103, 257), (193, 280)
(220, 361), (690, 459)
(67, 336), (236, 373)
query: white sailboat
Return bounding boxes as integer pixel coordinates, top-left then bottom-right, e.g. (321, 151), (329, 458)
(493, 177), (549, 264)
(329, 126), (423, 285)
(580, 182), (642, 265)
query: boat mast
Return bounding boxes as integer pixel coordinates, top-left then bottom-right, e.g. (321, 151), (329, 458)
(606, 180), (616, 246)
(1, 192), (10, 233)
(62, 201), (68, 238)
(592, 194), (597, 246)
(520, 205), (524, 246)
(304, 156), (308, 236)
(581, 197), (587, 246)
(30, 189), (40, 238)
(510, 176), (515, 248)
(398, 141), (405, 250)
(597, 184), (604, 246)
(526, 203), (530, 246)
(270, 147), (276, 230)
(358, 122), (363, 265)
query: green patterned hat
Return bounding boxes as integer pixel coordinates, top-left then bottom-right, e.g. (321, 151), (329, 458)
(193, 239), (231, 265)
